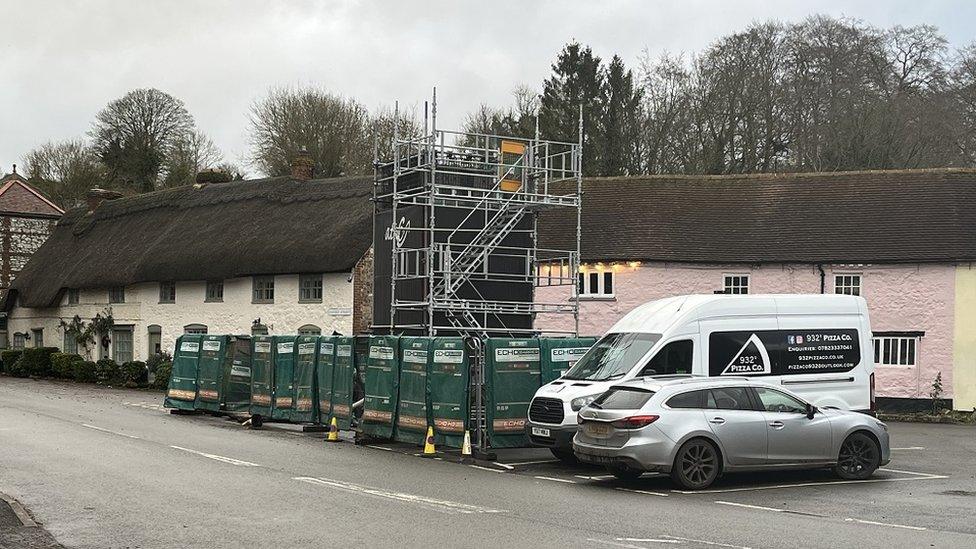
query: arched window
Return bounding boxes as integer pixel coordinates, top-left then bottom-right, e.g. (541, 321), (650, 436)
(297, 324), (321, 336)
(184, 323), (208, 334)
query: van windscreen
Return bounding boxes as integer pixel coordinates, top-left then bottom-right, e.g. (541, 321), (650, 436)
(563, 333), (661, 382)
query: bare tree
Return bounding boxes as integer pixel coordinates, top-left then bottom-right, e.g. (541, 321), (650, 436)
(22, 139), (105, 209)
(161, 130), (223, 187)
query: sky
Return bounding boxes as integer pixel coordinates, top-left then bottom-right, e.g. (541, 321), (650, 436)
(2, 0), (975, 177)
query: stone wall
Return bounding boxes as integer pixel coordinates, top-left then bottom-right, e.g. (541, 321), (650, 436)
(1, 215), (57, 289)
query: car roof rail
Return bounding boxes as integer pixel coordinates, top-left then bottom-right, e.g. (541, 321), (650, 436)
(664, 376), (753, 386)
(641, 374), (699, 380)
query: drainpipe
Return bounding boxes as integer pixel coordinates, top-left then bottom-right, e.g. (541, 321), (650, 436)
(817, 264), (826, 294)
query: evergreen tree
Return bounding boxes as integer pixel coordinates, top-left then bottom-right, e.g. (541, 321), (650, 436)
(602, 55), (643, 175)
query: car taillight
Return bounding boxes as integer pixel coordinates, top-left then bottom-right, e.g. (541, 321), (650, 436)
(610, 415), (660, 429)
(870, 372), (876, 412)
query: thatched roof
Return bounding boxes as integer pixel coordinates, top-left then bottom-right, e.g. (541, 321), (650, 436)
(10, 175), (373, 308)
(538, 168), (976, 264)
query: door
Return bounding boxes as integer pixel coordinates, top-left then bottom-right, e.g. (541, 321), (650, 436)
(704, 386), (768, 466)
(752, 386), (832, 463)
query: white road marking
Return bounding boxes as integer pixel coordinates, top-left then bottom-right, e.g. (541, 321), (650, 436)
(534, 475), (577, 484)
(505, 458), (560, 466)
(576, 474), (616, 481)
(715, 501), (787, 513)
(616, 540), (682, 545)
(662, 535), (753, 549)
(615, 487), (669, 497)
(293, 476), (506, 515)
(844, 517), (926, 531)
(492, 462), (515, 470)
(169, 445), (260, 467)
(673, 474), (948, 494)
(366, 445), (395, 452)
(890, 446), (925, 451)
(469, 465), (506, 473)
(81, 424), (141, 440)
(878, 467), (944, 478)
(588, 539), (675, 548)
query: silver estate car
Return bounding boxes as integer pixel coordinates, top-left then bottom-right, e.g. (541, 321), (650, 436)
(573, 376), (890, 490)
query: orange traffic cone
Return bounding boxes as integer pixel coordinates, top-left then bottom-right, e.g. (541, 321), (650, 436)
(326, 417), (340, 442)
(423, 426), (436, 456)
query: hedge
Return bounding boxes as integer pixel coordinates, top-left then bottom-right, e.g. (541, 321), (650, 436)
(19, 347), (60, 377)
(95, 358), (121, 385)
(120, 361), (148, 387)
(0, 349), (23, 375)
(74, 361), (98, 382)
(150, 361), (173, 390)
(51, 352), (84, 379)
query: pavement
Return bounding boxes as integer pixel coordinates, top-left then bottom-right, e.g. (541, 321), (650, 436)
(1, 377), (975, 549)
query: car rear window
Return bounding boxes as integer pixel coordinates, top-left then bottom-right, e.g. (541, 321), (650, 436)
(666, 390), (705, 409)
(591, 387), (655, 410)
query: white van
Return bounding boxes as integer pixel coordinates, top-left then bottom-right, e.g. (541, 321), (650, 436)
(526, 294), (875, 460)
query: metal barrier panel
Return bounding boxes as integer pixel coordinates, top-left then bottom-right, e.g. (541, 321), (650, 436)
(316, 336), (336, 422)
(538, 337), (597, 384)
(395, 337), (430, 445)
(250, 336), (274, 417)
(293, 335), (319, 424)
(486, 338), (540, 448)
(272, 336), (297, 422)
(165, 335), (203, 410)
(222, 337), (253, 412)
(332, 337), (356, 430)
(362, 335), (401, 439)
(196, 335), (229, 412)
(429, 337), (470, 448)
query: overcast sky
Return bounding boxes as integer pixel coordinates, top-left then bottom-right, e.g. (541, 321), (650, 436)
(2, 0), (975, 176)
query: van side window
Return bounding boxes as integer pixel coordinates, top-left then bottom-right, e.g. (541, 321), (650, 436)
(706, 387), (752, 410)
(639, 340), (693, 376)
(666, 390), (705, 409)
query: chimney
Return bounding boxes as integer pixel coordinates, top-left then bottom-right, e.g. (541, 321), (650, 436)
(290, 149), (314, 181)
(86, 188), (123, 212)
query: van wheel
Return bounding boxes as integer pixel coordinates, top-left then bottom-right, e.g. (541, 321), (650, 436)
(671, 439), (720, 490)
(835, 432), (880, 480)
(550, 448), (579, 464)
(608, 466), (643, 481)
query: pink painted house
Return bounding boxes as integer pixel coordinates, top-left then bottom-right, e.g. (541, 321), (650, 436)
(536, 169), (976, 412)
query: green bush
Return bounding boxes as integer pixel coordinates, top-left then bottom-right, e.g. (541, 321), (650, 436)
(146, 351), (172, 374)
(8, 357), (29, 377)
(150, 361), (172, 390)
(19, 347), (60, 377)
(74, 361), (98, 382)
(51, 353), (84, 379)
(120, 361), (148, 387)
(0, 349), (23, 374)
(95, 358), (121, 384)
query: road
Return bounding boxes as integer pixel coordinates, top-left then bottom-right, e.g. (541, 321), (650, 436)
(1, 378), (974, 549)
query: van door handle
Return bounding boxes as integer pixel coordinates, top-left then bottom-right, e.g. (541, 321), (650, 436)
(768, 421), (784, 429)
(709, 417), (726, 425)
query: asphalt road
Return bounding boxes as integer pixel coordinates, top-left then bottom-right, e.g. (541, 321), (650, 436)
(1, 378), (974, 549)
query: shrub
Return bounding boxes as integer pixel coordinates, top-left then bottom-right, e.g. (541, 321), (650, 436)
(19, 347), (60, 377)
(146, 351), (172, 375)
(0, 349), (23, 374)
(51, 353), (83, 379)
(120, 361), (148, 387)
(74, 361), (98, 382)
(150, 361), (173, 390)
(95, 358), (121, 385)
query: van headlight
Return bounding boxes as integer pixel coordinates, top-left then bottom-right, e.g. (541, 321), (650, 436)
(571, 394), (601, 411)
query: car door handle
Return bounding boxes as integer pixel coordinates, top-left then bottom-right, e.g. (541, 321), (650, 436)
(768, 421), (784, 429)
(709, 417), (726, 425)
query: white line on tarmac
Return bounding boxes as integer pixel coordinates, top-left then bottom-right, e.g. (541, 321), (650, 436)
(81, 424), (141, 440)
(588, 539), (676, 548)
(576, 474), (616, 481)
(505, 459), (560, 466)
(878, 467), (944, 477)
(615, 487), (669, 497)
(534, 475), (577, 484)
(662, 535), (753, 549)
(169, 445), (261, 467)
(714, 501), (788, 513)
(469, 465), (506, 473)
(672, 474), (948, 494)
(890, 446), (925, 451)
(492, 462), (515, 470)
(293, 476), (506, 515)
(844, 518), (927, 531)
(616, 539), (682, 545)
(366, 445), (395, 452)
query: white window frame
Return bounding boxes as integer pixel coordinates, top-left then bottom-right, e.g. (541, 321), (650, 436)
(578, 269), (615, 298)
(159, 281), (176, 304)
(13, 333), (25, 350)
(252, 276), (275, 304)
(299, 274), (323, 303)
(873, 336), (918, 367)
(112, 327), (134, 363)
(108, 287), (125, 303)
(723, 274), (750, 295)
(834, 273), (862, 296)
(205, 280), (224, 302)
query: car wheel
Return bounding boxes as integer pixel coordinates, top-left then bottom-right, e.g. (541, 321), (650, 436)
(608, 466), (643, 481)
(670, 439), (720, 490)
(550, 448), (579, 464)
(834, 432), (881, 480)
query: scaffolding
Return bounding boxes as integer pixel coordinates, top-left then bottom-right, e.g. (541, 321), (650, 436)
(372, 91), (583, 340)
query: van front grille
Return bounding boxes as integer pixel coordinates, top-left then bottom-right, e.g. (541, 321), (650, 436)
(529, 397), (564, 424)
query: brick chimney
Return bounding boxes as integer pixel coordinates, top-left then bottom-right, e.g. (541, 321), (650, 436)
(86, 188), (123, 212)
(290, 149), (314, 181)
